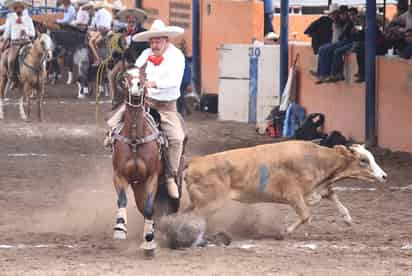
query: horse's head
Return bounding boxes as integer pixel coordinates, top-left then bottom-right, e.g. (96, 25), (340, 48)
(123, 68), (145, 106)
(37, 33), (54, 62)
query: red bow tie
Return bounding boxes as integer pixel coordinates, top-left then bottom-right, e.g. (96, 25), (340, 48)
(148, 55), (164, 66)
(16, 17), (23, 24)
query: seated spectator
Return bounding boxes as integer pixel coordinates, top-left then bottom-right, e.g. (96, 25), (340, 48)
(392, 2), (412, 32)
(352, 23), (388, 83)
(313, 5), (354, 84)
(399, 28), (412, 59)
(304, 3), (337, 55)
(263, 0), (274, 36)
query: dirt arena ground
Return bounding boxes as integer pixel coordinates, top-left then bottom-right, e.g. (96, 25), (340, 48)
(0, 83), (412, 276)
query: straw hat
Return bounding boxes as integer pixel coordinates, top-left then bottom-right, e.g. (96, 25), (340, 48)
(72, 0), (88, 6)
(132, 19), (184, 42)
(117, 8), (147, 22)
(92, 0), (112, 10)
(112, 0), (125, 11)
(324, 3), (339, 14)
(5, 0), (30, 9)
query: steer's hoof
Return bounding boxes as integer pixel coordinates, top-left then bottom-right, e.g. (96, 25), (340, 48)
(343, 216), (353, 226)
(113, 229), (127, 240)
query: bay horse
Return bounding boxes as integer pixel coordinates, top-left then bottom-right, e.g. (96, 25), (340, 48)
(109, 68), (179, 255)
(0, 33), (53, 121)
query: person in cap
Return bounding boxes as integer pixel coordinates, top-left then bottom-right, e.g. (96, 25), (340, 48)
(106, 19), (185, 199)
(88, 0), (113, 65)
(56, 0), (76, 25)
(108, 7), (148, 108)
(1, 0), (35, 85)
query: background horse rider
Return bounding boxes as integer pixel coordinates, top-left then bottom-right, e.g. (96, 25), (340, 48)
(1, 0), (35, 90)
(111, 0), (127, 33)
(71, 0), (92, 32)
(107, 19), (186, 199)
(108, 7), (148, 109)
(55, 0), (76, 26)
(88, 0), (113, 66)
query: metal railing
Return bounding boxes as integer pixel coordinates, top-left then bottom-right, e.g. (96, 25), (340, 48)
(0, 6), (64, 18)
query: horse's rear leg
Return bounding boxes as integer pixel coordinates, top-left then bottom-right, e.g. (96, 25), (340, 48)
(113, 174), (129, 240)
(133, 174), (159, 254)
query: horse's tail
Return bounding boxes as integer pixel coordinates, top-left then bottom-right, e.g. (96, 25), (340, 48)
(123, 158), (147, 180)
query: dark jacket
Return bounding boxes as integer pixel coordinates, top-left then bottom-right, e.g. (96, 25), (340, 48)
(304, 16), (333, 54)
(123, 27), (149, 64)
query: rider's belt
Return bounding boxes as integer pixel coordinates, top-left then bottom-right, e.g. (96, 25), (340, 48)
(149, 99), (177, 112)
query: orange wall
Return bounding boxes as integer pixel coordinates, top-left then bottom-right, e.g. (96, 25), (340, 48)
(377, 57), (412, 153)
(200, 0), (263, 94)
(292, 44), (366, 142)
(273, 15), (319, 42)
(142, 0), (192, 55)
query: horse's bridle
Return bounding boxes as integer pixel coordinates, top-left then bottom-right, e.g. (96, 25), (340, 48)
(112, 85), (161, 152)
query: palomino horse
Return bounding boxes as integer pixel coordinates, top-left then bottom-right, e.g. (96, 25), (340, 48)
(109, 68), (178, 255)
(0, 33), (53, 121)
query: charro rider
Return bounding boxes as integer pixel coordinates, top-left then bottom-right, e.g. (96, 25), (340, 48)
(88, 0), (113, 66)
(106, 19), (186, 199)
(108, 7), (148, 109)
(1, 0), (35, 89)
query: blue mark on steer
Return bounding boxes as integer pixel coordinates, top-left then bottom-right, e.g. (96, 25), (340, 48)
(259, 165), (269, 193)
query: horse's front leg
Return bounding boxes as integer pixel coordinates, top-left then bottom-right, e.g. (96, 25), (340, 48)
(133, 173), (159, 254)
(113, 173), (129, 240)
(19, 84), (30, 122)
(38, 80), (45, 121)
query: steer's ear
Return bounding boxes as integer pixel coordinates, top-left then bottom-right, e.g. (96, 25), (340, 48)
(334, 145), (354, 158)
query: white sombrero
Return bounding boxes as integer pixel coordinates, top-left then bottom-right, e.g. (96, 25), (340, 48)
(72, 0), (88, 6)
(5, 0), (30, 9)
(132, 19), (184, 42)
(92, 0), (112, 9)
(112, 0), (125, 11)
(117, 8), (147, 22)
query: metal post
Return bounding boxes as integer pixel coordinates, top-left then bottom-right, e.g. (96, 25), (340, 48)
(328, 0), (332, 7)
(365, 0), (377, 146)
(383, 0), (386, 31)
(279, 0), (289, 97)
(192, 0), (200, 94)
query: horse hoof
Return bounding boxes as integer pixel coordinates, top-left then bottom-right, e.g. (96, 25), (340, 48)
(140, 240), (157, 251)
(113, 230), (127, 240)
(143, 248), (155, 258)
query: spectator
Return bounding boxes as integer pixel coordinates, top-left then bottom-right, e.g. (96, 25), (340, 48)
(352, 23), (388, 83)
(314, 5), (353, 83)
(263, 0), (274, 36)
(327, 8), (360, 82)
(177, 40), (192, 116)
(304, 3), (337, 55)
(399, 28), (412, 59)
(392, 2), (412, 32)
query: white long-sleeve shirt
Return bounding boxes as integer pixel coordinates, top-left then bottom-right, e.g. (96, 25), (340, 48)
(90, 8), (112, 30)
(71, 7), (90, 26)
(3, 12), (35, 41)
(135, 43), (185, 102)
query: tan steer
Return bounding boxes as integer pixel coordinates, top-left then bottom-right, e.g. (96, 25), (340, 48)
(184, 141), (387, 234)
